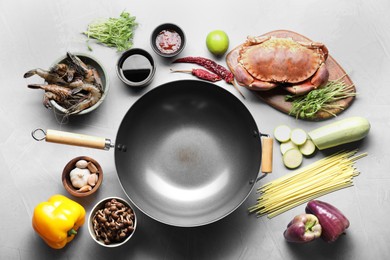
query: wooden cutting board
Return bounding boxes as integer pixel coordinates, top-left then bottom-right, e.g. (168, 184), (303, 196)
(226, 30), (355, 121)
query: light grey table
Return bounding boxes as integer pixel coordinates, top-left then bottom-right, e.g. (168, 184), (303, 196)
(1, 0), (389, 259)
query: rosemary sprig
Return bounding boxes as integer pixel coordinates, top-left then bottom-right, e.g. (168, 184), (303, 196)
(285, 75), (357, 119)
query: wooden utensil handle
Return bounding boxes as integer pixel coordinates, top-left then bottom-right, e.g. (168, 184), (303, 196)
(46, 129), (113, 150)
(261, 136), (273, 173)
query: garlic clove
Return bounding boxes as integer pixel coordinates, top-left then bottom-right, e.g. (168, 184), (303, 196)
(87, 162), (99, 173)
(75, 159), (89, 169)
(88, 173), (99, 186)
(78, 185), (92, 192)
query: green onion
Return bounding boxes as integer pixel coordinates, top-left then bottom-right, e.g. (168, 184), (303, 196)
(285, 75), (357, 119)
(83, 11), (137, 52)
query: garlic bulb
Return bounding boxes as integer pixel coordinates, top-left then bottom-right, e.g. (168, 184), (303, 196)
(69, 168), (91, 188)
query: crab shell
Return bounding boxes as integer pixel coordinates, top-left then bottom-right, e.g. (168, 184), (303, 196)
(231, 36), (329, 95)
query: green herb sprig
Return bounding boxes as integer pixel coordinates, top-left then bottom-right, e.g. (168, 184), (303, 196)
(285, 75), (357, 119)
(83, 11), (137, 52)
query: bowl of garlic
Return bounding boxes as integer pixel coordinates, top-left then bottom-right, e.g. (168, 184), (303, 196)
(62, 156), (103, 197)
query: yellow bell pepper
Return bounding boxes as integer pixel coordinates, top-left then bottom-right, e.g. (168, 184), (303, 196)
(32, 194), (86, 249)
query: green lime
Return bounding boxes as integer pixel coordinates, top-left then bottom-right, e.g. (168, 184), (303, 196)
(206, 30), (229, 56)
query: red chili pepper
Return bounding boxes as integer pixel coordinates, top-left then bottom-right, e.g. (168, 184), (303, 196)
(173, 57), (233, 83)
(173, 56), (245, 98)
(170, 69), (222, 82)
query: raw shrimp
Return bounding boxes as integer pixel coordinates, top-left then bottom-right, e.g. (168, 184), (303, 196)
(41, 92), (83, 109)
(90, 67), (103, 92)
(50, 63), (68, 77)
(67, 52), (90, 75)
(28, 84), (75, 109)
(68, 79), (84, 88)
(67, 52), (103, 91)
(50, 63), (76, 82)
(28, 83), (92, 113)
(67, 83), (102, 114)
(24, 69), (68, 85)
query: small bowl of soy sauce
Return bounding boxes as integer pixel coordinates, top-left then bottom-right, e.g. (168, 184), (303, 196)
(116, 48), (156, 88)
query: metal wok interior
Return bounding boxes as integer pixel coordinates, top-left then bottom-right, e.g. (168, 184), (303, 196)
(115, 80), (261, 227)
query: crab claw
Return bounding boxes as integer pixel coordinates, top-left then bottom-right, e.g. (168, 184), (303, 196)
(285, 63), (329, 95)
(234, 63), (278, 90)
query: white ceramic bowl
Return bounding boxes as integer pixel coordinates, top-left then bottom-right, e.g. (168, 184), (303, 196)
(88, 197), (137, 247)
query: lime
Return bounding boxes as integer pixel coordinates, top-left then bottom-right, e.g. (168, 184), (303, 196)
(206, 30), (229, 56)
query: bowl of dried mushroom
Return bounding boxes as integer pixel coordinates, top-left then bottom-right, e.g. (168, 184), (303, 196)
(88, 197), (137, 247)
(62, 156), (103, 197)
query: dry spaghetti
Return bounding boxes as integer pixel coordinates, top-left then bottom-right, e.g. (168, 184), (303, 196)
(249, 150), (367, 218)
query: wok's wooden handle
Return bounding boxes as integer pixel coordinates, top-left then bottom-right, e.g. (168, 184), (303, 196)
(45, 129), (113, 150)
(261, 136), (273, 173)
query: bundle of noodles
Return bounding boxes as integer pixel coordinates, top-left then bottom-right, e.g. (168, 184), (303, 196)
(249, 150), (367, 218)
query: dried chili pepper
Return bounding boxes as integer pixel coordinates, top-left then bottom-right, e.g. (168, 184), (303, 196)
(173, 56), (245, 98)
(173, 56), (232, 82)
(171, 68), (222, 82)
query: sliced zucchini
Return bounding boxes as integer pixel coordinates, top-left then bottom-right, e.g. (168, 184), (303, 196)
(280, 141), (298, 155)
(282, 148), (303, 169)
(274, 125), (291, 143)
(290, 128), (307, 146)
(299, 139), (316, 156)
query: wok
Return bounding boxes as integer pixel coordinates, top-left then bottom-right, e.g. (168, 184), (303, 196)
(33, 80), (272, 227)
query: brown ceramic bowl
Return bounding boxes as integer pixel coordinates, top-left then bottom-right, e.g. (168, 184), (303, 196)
(62, 156), (103, 197)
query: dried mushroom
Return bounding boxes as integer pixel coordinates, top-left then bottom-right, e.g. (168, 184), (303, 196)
(92, 199), (135, 245)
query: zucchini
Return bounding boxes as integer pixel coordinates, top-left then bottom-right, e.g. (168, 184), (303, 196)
(280, 141), (298, 155)
(290, 128), (307, 146)
(299, 139), (316, 156)
(282, 148), (303, 169)
(308, 117), (370, 150)
(274, 125), (291, 142)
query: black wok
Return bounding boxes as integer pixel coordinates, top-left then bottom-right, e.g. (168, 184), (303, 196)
(34, 80), (272, 227)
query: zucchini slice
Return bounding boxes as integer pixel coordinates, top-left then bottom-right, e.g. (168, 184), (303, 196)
(282, 148), (303, 169)
(274, 125), (291, 143)
(280, 141), (298, 155)
(290, 128), (307, 146)
(299, 139), (316, 156)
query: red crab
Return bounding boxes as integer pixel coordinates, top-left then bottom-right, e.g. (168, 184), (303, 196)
(227, 35), (329, 95)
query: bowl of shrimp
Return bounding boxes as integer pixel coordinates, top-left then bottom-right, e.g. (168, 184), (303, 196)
(24, 52), (109, 115)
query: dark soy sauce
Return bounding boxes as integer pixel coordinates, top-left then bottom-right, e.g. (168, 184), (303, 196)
(120, 54), (152, 83)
